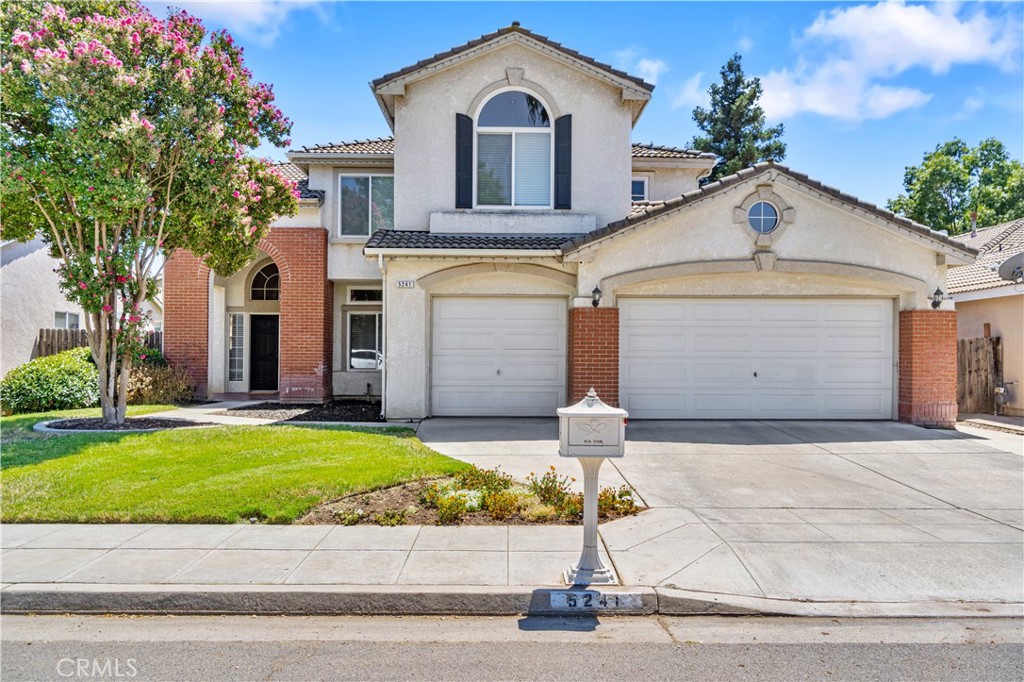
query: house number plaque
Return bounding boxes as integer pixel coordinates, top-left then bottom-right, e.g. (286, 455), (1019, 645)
(395, 280), (415, 289)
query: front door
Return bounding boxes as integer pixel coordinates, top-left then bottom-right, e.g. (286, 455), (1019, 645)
(250, 315), (279, 391)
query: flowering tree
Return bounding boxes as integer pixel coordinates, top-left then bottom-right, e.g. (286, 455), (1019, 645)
(1, 1), (298, 424)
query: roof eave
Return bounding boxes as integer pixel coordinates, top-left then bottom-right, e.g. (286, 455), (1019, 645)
(364, 247), (562, 258)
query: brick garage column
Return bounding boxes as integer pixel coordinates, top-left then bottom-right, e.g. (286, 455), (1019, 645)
(266, 228), (332, 403)
(898, 309), (958, 428)
(568, 307), (619, 406)
(163, 249), (210, 398)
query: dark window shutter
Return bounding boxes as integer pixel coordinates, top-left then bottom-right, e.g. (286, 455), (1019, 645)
(554, 114), (572, 210)
(455, 113), (473, 209)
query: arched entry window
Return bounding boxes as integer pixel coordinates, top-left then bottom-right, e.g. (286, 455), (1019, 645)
(476, 90), (552, 208)
(250, 263), (280, 301)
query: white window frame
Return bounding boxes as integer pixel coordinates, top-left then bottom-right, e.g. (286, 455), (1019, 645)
(473, 88), (555, 210)
(631, 176), (649, 201)
(227, 313), (246, 384)
(54, 311), (80, 329)
(337, 174), (394, 238)
(347, 311), (383, 372)
(346, 285), (384, 306)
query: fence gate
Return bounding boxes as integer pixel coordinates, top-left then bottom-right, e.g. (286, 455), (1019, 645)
(957, 336), (1002, 414)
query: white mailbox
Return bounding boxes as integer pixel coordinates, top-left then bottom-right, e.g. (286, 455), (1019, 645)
(558, 388), (628, 458)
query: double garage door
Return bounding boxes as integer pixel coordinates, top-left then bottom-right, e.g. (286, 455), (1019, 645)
(620, 298), (894, 419)
(429, 296), (893, 419)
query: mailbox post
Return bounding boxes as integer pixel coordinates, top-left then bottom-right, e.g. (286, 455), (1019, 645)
(558, 388), (628, 585)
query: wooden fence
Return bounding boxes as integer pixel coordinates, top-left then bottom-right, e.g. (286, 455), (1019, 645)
(957, 336), (1002, 414)
(36, 328), (163, 358)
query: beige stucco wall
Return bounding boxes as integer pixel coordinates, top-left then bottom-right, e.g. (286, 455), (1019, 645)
(1, 239), (85, 376)
(272, 203), (322, 229)
(575, 174), (950, 311)
(381, 259), (576, 418)
(633, 167), (704, 201)
(393, 41), (633, 231)
(956, 293), (1023, 415)
(333, 280), (383, 398)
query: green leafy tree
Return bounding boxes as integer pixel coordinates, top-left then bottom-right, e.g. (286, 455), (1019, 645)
(887, 138), (1024, 234)
(690, 53), (786, 183)
(1, 1), (299, 424)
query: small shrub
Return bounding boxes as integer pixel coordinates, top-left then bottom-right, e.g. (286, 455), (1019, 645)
(419, 481), (449, 508)
(526, 466), (576, 508)
(127, 363), (194, 405)
(374, 507), (412, 526)
(522, 502), (557, 523)
(454, 466), (515, 494)
(0, 347), (98, 414)
(135, 347), (167, 366)
(435, 493), (468, 525)
(333, 509), (364, 526)
(483, 490), (518, 521)
(598, 486), (640, 518)
(555, 492), (584, 519)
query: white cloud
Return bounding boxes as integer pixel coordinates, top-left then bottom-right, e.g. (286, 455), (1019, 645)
(954, 94), (985, 120)
(671, 72), (708, 110)
(152, 1), (326, 47)
(737, 37), (753, 53)
(760, 2), (1020, 122)
(613, 48), (668, 85)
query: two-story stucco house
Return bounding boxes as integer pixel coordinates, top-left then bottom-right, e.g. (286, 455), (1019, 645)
(164, 24), (976, 427)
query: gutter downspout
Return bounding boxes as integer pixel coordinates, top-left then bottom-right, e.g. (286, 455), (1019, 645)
(377, 253), (387, 420)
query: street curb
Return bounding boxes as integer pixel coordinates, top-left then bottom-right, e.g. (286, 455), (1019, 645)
(0, 584), (657, 617)
(655, 587), (1024, 618)
(3, 583), (1019, 618)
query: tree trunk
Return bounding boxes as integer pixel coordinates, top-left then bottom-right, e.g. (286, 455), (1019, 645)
(99, 392), (126, 425)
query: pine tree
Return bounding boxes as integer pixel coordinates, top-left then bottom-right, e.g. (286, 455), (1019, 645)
(691, 54), (786, 183)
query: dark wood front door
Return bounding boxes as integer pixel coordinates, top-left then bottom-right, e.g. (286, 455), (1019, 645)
(250, 315), (279, 391)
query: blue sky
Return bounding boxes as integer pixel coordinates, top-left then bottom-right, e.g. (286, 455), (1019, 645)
(157, 1), (1023, 208)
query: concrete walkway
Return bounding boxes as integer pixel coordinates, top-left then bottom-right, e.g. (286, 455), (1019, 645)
(2, 418), (1021, 617)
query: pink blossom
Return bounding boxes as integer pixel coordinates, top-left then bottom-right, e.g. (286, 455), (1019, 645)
(12, 29), (32, 47)
(232, 190), (240, 198)
(19, 60), (30, 72)
(87, 186), (94, 192)
(102, 304), (113, 313)
(116, 275), (128, 283)
(140, 354), (147, 360)
(128, 315), (140, 323)
(78, 281), (87, 290)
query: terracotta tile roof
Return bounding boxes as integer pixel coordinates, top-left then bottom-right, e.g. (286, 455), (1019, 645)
(563, 162), (978, 257)
(296, 138), (395, 155)
(273, 163), (324, 204)
(631, 143), (716, 160)
(948, 218), (1024, 293)
(372, 23), (654, 92)
(365, 230), (571, 251)
(295, 137), (707, 160)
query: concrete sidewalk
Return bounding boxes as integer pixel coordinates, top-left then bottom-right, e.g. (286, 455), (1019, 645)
(3, 418), (1021, 617)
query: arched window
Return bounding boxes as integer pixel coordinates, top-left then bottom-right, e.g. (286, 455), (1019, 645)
(250, 263), (280, 301)
(476, 90), (552, 208)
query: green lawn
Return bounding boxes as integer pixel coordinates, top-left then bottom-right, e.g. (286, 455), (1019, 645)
(0, 409), (468, 523)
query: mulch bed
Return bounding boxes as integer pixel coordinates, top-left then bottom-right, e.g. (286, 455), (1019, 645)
(215, 400), (384, 422)
(47, 417), (198, 431)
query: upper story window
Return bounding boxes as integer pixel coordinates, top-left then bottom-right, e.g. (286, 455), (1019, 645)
(340, 175), (394, 237)
(250, 263), (280, 301)
(476, 90), (552, 208)
(631, 177), (648, 201)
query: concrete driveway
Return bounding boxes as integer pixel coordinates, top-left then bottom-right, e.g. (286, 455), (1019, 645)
(417, 419), (1024, 609)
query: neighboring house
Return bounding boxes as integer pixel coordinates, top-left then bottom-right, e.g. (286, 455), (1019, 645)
(950, 218), (1024, 416)
(1, 239), (164, 376)
(164, 24), (976, 427)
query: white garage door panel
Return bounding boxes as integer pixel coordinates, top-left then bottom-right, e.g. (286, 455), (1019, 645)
(621, 298), (894, 419)
(432, 297), (566, 417)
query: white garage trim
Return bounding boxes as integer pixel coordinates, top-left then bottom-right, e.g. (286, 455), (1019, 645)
(620, 297), (895, 419)
(431, 296), (567, 416)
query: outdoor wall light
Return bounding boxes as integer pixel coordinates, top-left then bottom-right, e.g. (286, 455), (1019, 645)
(591, 286), (602, 308)
(930, 287), (947, 309)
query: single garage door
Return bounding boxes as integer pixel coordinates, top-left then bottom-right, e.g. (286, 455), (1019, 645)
(431, 297), (567, 416)
(620, 298), (894, 419)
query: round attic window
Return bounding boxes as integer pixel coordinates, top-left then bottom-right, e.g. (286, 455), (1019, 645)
(747, 201), (779, 234)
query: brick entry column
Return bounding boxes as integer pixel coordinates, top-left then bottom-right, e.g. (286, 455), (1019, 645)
(568, 307), (619, 406)
(163, 250), (211, 398)
(270, 228), (333, 403)
(898, 309), (958, 428)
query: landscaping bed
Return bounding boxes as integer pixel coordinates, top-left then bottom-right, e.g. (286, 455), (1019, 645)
(215, 400), (384, 422)
(299, 466), (644, 526)
(45, 417), (196, 431)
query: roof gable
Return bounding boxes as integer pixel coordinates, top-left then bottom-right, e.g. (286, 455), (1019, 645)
(948, 217), (1024, 293)
(371, 23), (654, 130)
(563, 163), (978, 262)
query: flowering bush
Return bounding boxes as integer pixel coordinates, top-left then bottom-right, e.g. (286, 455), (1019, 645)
(1, 1), (298, 423)
(0, 347), (99, 414)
